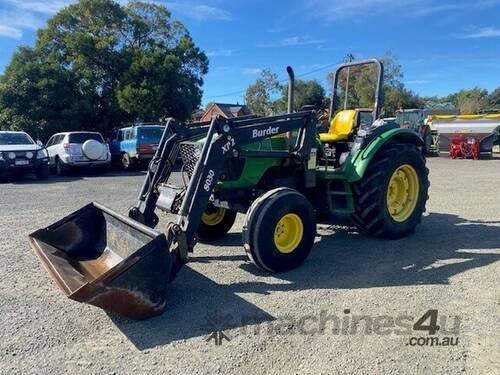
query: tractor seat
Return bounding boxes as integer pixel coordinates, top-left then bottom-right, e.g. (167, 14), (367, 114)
(319, 109), (356, 142)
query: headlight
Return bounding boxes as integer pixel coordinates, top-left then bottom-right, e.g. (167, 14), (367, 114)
(0, 153), (4, 161)
(37, 149), (48, 159)
(8, 152), (16, 160)
(26, 151), (34, 159)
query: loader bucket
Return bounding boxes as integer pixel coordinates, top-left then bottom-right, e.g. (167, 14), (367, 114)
(28, 202), (172, 320)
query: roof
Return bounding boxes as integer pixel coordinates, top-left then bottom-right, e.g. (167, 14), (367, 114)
(51, 131), (102, 136)
(208, 103), (251, 118)
(0, 130), (28, 134)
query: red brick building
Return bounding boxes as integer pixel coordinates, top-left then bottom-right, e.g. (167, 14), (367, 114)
(199, 103), (251, 122)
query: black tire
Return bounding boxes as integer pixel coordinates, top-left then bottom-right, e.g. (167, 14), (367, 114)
(243, 187), (316, 273)
(55, 158), (66, 176)
(35, 165), (49, 180)
(197, 204), (237, 241)
(422, 126), (432, 155)
(351, 143), (429, 239)
(121, 153), (134, 170)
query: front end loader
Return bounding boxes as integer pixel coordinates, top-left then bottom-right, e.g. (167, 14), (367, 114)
(29, 59), (429, 320)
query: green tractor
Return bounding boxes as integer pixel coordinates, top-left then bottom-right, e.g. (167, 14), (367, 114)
(29, 59), (429, 319)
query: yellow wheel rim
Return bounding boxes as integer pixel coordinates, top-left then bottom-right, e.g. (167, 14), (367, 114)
(201, 207), (226, 226)
(386, 164), (420, 222)
(273, 213), (304, 254)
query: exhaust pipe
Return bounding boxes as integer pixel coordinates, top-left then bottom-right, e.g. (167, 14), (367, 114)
(287, 66), (295, 114)
(286, 66), (295, 148)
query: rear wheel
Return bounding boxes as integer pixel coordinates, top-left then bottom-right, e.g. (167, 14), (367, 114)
(55, 158), (66, 176)
(422, 126), (432, 155)
(196, 204), (237, 241)
(243, 188), (316, 273)
(351, 144), (429, 239)
(121, 153), (134, 170)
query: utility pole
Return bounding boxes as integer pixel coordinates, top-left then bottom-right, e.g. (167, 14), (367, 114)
(344, 53), (355, 110)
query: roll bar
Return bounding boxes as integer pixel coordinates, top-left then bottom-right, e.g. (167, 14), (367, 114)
(329, 58), (384, 123)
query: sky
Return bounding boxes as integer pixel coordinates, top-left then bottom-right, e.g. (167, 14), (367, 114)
(0, 0), (499, 106)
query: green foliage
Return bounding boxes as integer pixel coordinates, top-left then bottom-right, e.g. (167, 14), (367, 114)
(452, 88), (489, 114)
(245, 69), (326, 116)
(331, 51), (422, 116)
(276, 79), (326, 112)
(384, 86), (423, 116)
(0, 0), (208, 140)
(489, 87), (500, 108)
(244, 69), (280, 116)
(422, 87), (499, 113)
(0, 47), (83, 138)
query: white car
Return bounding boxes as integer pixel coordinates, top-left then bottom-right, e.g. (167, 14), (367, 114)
(0, 131), (49, 180)
(46, 132), (111, 175)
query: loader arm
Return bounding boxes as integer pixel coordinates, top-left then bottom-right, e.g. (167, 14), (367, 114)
(130, 111), (317, 277)
(177, 112), (316, 243)
(128, 118), (211, 227)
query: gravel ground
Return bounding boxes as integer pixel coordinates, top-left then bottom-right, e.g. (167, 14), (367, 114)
(0, 156), (499, 375)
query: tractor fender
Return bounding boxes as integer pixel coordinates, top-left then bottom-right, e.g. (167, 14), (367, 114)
(344, 128), (424, 182)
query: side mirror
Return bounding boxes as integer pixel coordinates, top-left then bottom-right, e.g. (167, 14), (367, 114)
(36, 140), (44, 147)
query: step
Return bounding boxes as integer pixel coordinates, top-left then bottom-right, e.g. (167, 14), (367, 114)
(328, 190), (352, 196)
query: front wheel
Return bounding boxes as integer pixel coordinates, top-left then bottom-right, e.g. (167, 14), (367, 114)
(243, 188), (316, 273)
(121, 153), (134, 170)
(196, 204), (237, 241)
(351, 144), (429, 239)
(35, 165), (49, 180)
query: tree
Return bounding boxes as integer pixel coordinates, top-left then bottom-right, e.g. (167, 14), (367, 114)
(0, 47), (85, 138)
(115, 2), (208, 120)
(0, 0), (208, 139)
(276, 79), (326, 113)
(244, 69), (279, 116)
(384, 86), (423, 116)
(353, 51), (407, 115)
(451, 88), (489, 114)
(488, 87), (500, 108)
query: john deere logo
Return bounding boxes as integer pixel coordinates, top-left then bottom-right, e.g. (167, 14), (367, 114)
(253, 126), (279, 138)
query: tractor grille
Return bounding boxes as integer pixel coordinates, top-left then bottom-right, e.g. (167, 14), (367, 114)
(179, 141), (202, 178)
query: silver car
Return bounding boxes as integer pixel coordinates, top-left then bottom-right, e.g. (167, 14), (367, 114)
(46, 132), (111, 175)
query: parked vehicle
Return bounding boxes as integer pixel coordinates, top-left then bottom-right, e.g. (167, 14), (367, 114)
(109, 124), (165, 170)
(46, 132), (111, 175)
(395, 109), (438, 155)
(0, 131), (49, 180)
(428, 114), (500, 159)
